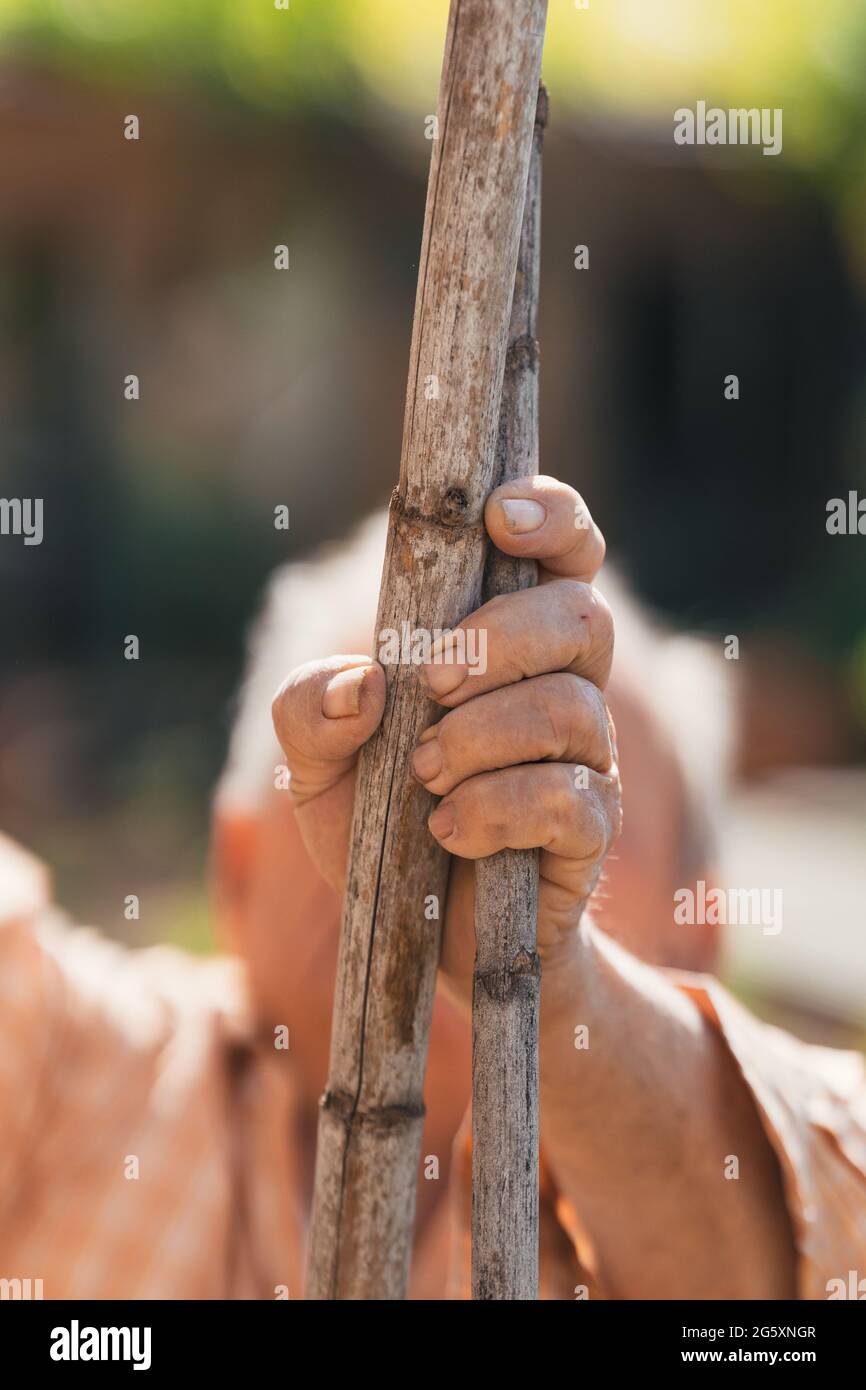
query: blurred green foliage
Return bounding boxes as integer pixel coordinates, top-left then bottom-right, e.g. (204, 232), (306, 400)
(2, 1), (865, 268)
(0, 0), (863, 152)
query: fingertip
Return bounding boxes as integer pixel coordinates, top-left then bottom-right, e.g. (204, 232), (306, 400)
(322, 664), (373, 719)
(485, 482), (548, 550)
(487, 476), (606, 580)
(500, 498), (548, 535)
(271, 673), (295, 749)
(271, 655), (385, 755)
(428, 800), (456, 842)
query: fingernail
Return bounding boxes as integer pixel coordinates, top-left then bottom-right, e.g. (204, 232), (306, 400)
(421, 632), (468, 696)
(500, 499), (546, 533)
(423, 662), (467, 697)
(428, 801), (455, 839)
(322, 666), (368, 718)
(411, 734), (442, 783)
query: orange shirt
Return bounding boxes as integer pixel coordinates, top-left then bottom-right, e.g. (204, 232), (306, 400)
(1, 834), (864, 1300)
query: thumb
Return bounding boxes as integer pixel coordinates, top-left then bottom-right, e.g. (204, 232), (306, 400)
(272, 655), (386, 891)
(271, 655), (386, 807)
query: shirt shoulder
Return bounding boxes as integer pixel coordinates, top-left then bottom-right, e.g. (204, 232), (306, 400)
(672, 971), (866, 1299)
(0, 832), (50, 927)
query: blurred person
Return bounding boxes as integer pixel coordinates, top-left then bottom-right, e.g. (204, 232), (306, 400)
(1, 476), (864, 1300)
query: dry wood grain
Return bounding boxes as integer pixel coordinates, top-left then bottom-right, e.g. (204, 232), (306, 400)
(305, 0), (549, 1300)
(472, 84), (546, 1302)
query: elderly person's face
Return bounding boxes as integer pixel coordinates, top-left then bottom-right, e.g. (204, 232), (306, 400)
(213, 787), (472, 1109)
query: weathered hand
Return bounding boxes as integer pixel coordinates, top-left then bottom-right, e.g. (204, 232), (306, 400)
(271, 476), (621, 1009)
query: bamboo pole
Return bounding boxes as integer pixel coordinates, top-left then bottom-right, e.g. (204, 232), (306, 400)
(305, 0), (548, 1300)
(472, 85), (546, 1302)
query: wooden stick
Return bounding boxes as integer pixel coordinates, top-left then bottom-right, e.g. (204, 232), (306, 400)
(305, 0), (549, 1301)
(472, 84), (546, 1302)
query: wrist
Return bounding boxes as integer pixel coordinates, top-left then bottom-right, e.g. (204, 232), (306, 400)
(538, 918), (598, 1039)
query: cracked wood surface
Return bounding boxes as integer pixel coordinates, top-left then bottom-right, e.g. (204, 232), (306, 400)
(472, 85), (545, 1302)
(305, 0), (549, 1301)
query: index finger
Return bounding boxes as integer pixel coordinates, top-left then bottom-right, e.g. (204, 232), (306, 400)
(484, 475), (606, 584)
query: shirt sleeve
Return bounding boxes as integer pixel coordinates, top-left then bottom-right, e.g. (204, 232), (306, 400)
(672, 973), (866, 1300)
(0, 833), (250, 1218)
(447, 969), (866, 1300)
(0, 836), (305, 1298)
(0, 836), (59, 1198)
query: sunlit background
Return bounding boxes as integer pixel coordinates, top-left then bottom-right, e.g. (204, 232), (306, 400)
(0, 0), (863, 1041)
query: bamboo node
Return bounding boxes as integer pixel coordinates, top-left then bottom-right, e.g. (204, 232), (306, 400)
(390, 487), (486, 536)
(474, 949), (541, 1004)
(440, 487), (470, 525)
(320, 1088), (426, 1136)
(505, 333), (539, 373)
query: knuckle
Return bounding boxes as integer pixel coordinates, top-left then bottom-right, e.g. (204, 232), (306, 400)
(554, 577), (595, 617)
(270, 667), (305, 748)
(553, 579), (594, 646)
(593, 769), (622, 854)
(533, 676), (574, 755)
(271, 682), (289, 737)
(559, 767), (614, 861)
(605, 769), (624, 844)
(589, 686), (615, 767)
(582, 802), (609, 861)
(551, 763), (583, 818)
(539, 673), (607, 759)
(607, 707), (619, 755)
(587, 585), (615, 645)
(610, 798), (623, 847)
(435, 717), (468, 783)
(481, 592), (510, 624)
(576, 587), (615, 686)
(450, 777), (478, 827)
(502, 634), (529, 684)
(555, 579), (613, 647)
(475, 785), (504, 836)
(565, 670), (607, 719)
(433, 710), (454, 758)
(471, 773), (512, 841)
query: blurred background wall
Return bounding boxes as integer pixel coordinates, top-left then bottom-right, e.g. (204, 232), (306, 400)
(0, 0), (863, 1040)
